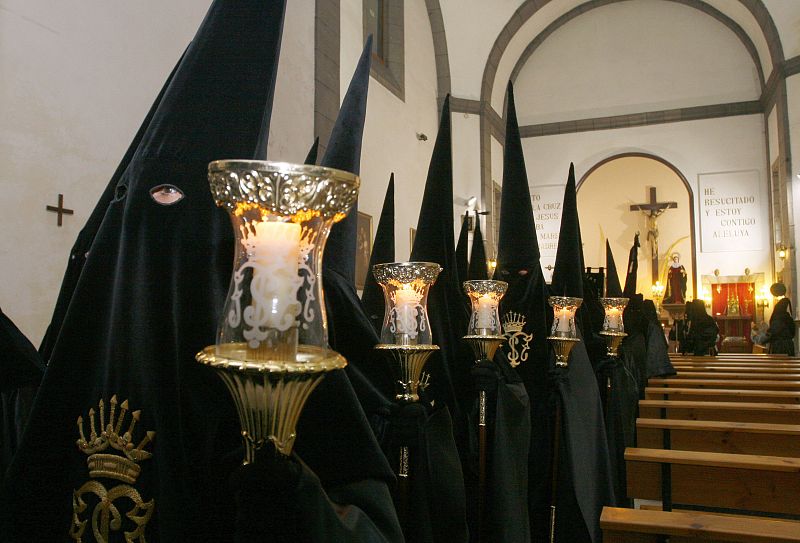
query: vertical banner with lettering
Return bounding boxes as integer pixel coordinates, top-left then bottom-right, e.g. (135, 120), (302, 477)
(531, 184), (564, 283)
(699, 170), (762, 252)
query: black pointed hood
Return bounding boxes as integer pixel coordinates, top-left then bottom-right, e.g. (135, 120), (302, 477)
(4, 5), (392, 539)
(410, 95), (470, 428)
(606, 240), (623, 298)
(455, 212), (470, 287)
(304, 136), (320, 165)
(623, 233), (641, 297)
(494, 81), (549, 375)
(361, 174), (395, 330)
(551, 163), (584, 298)
(467, 216), (488, 280)
(321, 36), (372, 286)
(495, 83), (539, 273)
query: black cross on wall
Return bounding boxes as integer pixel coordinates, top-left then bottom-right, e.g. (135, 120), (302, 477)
(46, 193), (74, 227)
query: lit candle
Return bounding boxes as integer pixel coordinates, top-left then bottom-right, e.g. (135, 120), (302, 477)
(476, 294), (495, 329)
(241, 220), (303, 348)
(556, 306), (572, 333)
(606, 307), (621, 331)
(393, 283), (422, 338)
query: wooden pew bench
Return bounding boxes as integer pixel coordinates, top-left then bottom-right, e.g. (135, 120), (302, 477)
(671, 372), (800, 380)
(639, 400), (800, 424)
(644, 387), (800, 404)
(636, 418), (800, 456)
(648, 378), (800, 391)
(672, 365), (800, 374)
(601, 506), (800, 542)
(625, 448), (800, 517)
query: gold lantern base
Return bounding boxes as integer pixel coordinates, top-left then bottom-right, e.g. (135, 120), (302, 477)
(599, 330), (627, 358)
(463, 335), (506, 362)
(196, 343), (346, 462)
(375, 344), (439, 403)
(546, 336), (581, 367)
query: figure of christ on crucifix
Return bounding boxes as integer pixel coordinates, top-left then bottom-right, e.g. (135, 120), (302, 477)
(629, 187), (677, 283)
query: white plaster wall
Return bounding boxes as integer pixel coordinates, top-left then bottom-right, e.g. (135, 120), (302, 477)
(758, 0), (800, 61)
(0, 0), (314, 344)
(340, 0), (441, 261)
(438, 0), (524, 100)
(513, 0), (761, 125)
(521, 115), (771, 291)
(452, 113), (483, 244)
(786, 75), (800, 301)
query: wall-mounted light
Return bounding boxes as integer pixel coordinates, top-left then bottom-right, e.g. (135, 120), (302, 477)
(777, 244), (789, 260)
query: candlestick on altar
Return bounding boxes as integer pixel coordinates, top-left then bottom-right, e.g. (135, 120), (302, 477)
(196, 161), (358, 462)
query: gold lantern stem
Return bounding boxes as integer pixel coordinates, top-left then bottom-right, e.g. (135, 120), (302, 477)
(196, 344), (346, 461)
(546, 335), (580, 367)
(375, 343), (438, 529)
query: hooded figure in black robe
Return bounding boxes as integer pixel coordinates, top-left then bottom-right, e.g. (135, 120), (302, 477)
(456, 212), (471, 288)
(623, 233), (640, 298)
(767, 298), (795, 355)
(549, 163), (615, 543)
(685, 299), (719, 356)
(0, 310), (44, 479)
(361, 174), (395, 333)
(410, 96), (470, 439)
(319, 57), (468, 543)
(596, 243), (639, 507)
(641, 300), (675, 377)
(1, 3), (402, 541)
(466, 217), (489, 281)
(494, 83), (549, 541)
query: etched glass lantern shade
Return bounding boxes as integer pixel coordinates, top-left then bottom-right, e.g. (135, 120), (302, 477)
(600, 297), (628, 334)
(373, 262), (442, 346)
(548, 296), (583, 339)
(464, 280), (508, 337)
(207, 160), (359, 364)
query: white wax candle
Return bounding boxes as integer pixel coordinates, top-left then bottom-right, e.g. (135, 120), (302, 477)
(242, 221), (303, 345)
(556, 307), (572, 333)
(606, 307), (621, 330)
(476, 294), (495, 329)
(393, 284), (422, 337)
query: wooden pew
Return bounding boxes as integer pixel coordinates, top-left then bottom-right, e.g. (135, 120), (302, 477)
(672, 365), (800, 374)
(671, 372), (800, 380)
(671, 354), (792, 359)
(601, 506), (800, 542)
(639, 400), (800, 424)
(625, 448), (800, 516)
(636, 418), (800, 456)
(644, 387), (800, 404)
(648, 378), (800, 391)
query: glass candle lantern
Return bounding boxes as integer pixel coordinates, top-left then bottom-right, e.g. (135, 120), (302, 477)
(373, 262), (442, 346)
(600, 297), (628, 334)
(548, 296), (583, 338)
(463, 280), (508, 337)
(207, 160), (358, 364)
(197, 161), (358, 460)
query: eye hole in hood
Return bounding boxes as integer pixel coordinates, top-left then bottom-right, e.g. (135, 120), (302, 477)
(149, 184), (185, 206)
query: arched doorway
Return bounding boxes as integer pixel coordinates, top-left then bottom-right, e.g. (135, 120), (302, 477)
(577, 153), (696, 298)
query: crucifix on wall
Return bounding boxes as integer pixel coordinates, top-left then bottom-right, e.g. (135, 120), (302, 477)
(629, 187), (677, 282)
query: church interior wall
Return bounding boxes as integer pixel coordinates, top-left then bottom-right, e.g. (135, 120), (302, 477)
(787, 75), (800, 301)
(521, 113), (771, 297)
(340, 0), (441, 263)
(511, 0), (761, 126)
(451, 112), (484, 250)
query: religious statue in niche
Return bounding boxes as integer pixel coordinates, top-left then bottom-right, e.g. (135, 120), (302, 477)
(663, 252), (687, 303)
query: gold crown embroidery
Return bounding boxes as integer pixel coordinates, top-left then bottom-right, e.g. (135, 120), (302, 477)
(502, 312), (532, 368)
(70, 396), (156, 543)
(502, 312), (527, 333)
